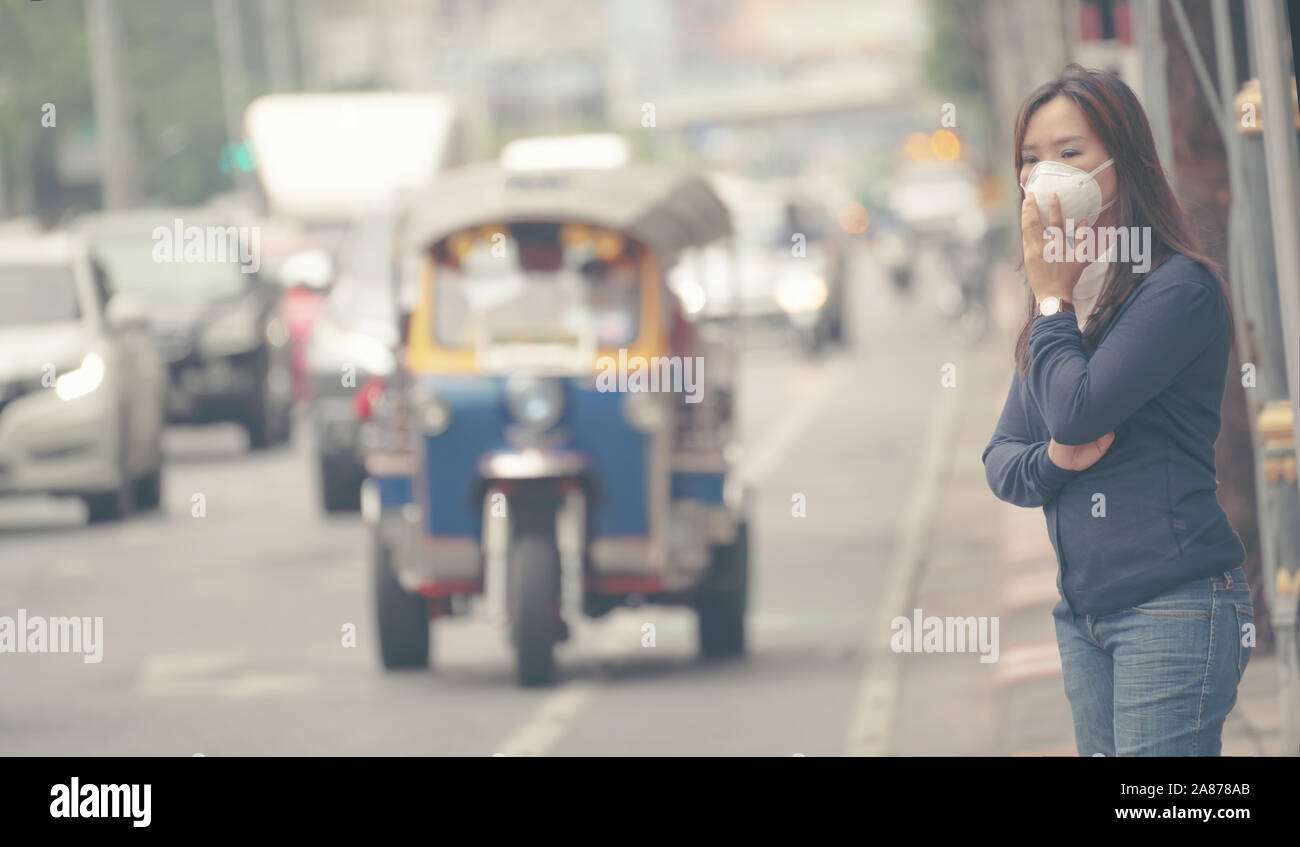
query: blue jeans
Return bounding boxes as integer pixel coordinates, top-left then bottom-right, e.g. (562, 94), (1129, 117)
(1053, 565), (1253, 756)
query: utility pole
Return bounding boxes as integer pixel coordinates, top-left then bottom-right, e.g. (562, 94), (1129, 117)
(290, 0), (317, 91)
(213, 0), (252, 191)
(1244, 0), (1300, 756)
(0, 136), (9, 219)
(84, 0), (141, 209)
(259, 0), (297, 93)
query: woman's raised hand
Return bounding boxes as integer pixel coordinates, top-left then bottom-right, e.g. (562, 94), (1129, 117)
(1022, 191), (1093, 303)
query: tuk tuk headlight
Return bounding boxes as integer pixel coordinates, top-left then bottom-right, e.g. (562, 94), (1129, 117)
(504, 376), (564, 432)
(623, 390), (667, 433)
(421, 395), (452, 435)
(776, 273), (828, 314)
(410, 383), (452, 436)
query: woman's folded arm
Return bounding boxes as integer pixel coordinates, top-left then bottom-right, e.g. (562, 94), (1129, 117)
(983, 373), (1079, 507)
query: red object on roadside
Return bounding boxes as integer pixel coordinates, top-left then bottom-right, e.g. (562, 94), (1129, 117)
(282, 286), (327, 403)
(352, 376), (388, 422)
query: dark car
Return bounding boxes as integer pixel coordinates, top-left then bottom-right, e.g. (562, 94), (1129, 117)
(83, 212), (293, 449)
(305, 215), (408, 511)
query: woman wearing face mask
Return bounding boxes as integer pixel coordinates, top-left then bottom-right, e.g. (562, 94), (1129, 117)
(982, 64), (1251, 756)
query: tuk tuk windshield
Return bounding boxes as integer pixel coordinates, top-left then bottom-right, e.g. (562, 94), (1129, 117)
(431, 226), (641, 349)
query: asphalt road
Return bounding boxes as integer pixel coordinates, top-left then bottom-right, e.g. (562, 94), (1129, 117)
(0, 258), (1008, 756)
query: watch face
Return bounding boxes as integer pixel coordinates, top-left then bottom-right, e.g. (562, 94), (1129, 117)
(1039, 296), (1060, 316)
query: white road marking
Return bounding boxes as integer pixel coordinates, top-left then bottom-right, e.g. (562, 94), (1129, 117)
(135, 650), (243, 697)
(494, 682), (597, 757)
(845, 388), (961, 756)
(135, 650), (317, 700)
(741, 358), (852, 486)
(222, 673), (316, 701)
(139, 650), (243, 677)
(493, 615), (642, 757)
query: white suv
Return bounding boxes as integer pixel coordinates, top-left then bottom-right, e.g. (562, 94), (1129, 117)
(0, 233), (166, 522)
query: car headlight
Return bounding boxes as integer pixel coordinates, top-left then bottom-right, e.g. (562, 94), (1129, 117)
(55, 353), (106, 401)
(504, 376), (564, 432)
(776, 274), (829, 314)
(200, 304), (261, 355)
(679, 278), (707, 316)
(622, 390), (667, 433)
(669, 272), (707, 317)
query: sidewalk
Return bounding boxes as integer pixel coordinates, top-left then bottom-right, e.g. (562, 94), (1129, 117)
(1224, 653), (1282, 755)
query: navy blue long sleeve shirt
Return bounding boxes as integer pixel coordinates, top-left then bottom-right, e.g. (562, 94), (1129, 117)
(982, 254), (1245, 618)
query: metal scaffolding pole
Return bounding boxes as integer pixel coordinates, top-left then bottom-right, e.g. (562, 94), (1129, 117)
(1135, 0), (1175, 173)
(1244, 0), (1300, 755)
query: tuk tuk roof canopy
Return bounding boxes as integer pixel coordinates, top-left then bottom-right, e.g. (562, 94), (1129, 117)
(399, 162), (732, 258)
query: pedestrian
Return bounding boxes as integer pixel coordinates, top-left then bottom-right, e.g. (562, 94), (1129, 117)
(982, 64), (1252, 756)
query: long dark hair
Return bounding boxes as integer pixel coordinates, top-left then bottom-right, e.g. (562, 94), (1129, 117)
(1012, 64), (1229, 378)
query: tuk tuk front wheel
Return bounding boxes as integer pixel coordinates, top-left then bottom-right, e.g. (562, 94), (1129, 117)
(696, 522), (749, 658)
(372, 534), (431, 670)
(508, 533), (562, 686)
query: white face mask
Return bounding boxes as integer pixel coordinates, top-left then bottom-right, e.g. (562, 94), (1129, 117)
(1020, 158), (1116, 230)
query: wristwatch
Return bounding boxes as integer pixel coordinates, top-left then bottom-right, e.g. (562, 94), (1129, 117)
(1038, 296), (1075, 317)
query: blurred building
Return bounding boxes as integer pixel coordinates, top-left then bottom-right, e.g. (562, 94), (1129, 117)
(292, 0), (933, 179)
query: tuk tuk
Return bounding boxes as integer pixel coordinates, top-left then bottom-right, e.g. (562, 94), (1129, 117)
(360, 161), (748, 685)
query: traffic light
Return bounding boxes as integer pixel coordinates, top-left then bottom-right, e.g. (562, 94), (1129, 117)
(218, 141), (256, 175)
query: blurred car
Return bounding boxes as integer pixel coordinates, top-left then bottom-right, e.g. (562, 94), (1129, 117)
(696, 174), (849, 353)
(305, 216), (405, 512)
(886, 159), (987, 240)
(81, 212), (293, 449)
(886, 159), (994, 342)
(0, 233), (166, 521)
